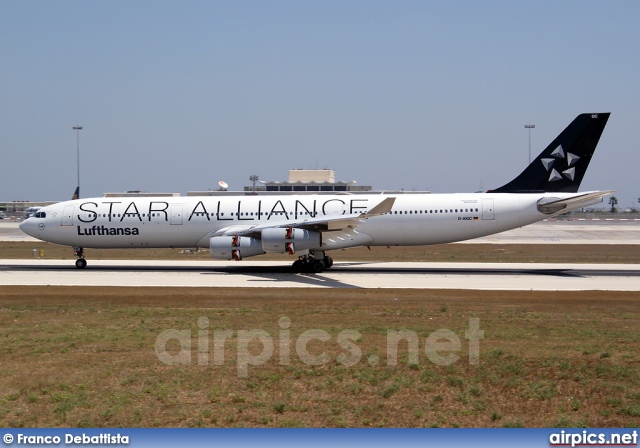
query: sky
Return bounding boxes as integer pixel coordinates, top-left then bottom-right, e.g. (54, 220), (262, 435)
(1, 1), (639, 208)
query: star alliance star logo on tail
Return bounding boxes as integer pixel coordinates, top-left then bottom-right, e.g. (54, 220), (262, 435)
(541, 145), (581, 182)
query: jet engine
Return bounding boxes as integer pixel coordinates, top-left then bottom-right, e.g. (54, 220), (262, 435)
(210, 235), (264, 261)
(261, 227), (321, 254)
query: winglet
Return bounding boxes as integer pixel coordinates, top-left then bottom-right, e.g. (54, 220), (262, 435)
(360, 197), (395, 218)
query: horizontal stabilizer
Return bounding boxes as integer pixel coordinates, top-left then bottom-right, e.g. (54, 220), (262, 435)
(537, 190), (614, 214)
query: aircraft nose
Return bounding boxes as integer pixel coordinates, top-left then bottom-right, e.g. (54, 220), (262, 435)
(19, 219), (36, 237)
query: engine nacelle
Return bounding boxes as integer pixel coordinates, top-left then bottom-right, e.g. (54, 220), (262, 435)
(261, 227), (321, 254)
(209, 236), (264, 261)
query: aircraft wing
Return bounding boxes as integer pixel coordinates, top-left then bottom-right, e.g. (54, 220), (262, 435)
(212, 197), (396, 237)
(537, 190), (614, 214)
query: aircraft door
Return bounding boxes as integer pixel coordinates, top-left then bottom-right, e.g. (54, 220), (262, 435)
(481, 199), (495, 220)
(170, 205), (183, 225)
(61, 206), (74, 226)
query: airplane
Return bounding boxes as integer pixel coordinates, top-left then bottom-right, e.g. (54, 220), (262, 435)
(20, 113), (612, 273)
(22, 187), (79, 219)
(23, 206), (42, 219)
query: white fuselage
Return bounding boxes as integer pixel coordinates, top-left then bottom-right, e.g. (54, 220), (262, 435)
(19, 192), (583, 253)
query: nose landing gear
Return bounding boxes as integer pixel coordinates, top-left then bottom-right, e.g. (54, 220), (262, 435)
(73, 247), (87, 269)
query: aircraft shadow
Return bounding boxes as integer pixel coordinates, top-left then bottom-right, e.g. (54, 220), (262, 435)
(5, 263), (640, 281)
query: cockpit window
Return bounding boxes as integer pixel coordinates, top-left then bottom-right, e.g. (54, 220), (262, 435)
(34, 212), (46, 218)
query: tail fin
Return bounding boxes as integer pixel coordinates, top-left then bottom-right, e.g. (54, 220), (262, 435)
(490, 113), (610, 193)
(71, 186), (79, 200)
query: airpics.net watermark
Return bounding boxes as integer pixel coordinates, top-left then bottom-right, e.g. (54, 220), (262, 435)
(155, 317), (484, 377)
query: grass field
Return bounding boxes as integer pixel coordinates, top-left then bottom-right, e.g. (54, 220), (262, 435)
(1, 287), (639, 428)
(3, 241), (640, 264)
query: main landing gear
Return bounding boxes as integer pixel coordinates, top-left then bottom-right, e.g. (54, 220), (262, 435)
(291, 251), (333, 273)
(73, 247), (87, 269)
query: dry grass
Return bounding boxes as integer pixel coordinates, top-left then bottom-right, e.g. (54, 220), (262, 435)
(0, 287), (639, 428)
(3, 241), (640, 264)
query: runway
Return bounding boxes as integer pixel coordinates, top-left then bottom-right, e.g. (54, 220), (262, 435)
(2, 259), (639, 290)
(3, 220), (639, 291)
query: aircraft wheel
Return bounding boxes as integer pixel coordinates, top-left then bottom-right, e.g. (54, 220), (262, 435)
(292, 260), (303, 273)
(75, 259), (87, 269)
(324, 256), (333, 268)
(311, 260), (326, 273)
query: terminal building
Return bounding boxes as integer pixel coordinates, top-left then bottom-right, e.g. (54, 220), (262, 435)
(249, 169), (371, 193)
(187, 169), (376, 196)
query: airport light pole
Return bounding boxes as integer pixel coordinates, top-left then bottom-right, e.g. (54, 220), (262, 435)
(249, 175), (259, 193)
(73, 126), (82, 198)
(524, 124), (535, 164)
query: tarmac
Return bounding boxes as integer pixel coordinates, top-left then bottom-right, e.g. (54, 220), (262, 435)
(457, 219), (640, 244)
(1, 259), (639, 291)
